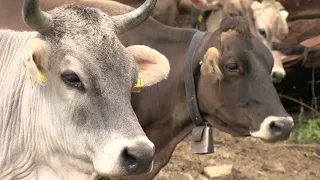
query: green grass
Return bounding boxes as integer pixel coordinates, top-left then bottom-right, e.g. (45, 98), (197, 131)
(290, 116), (320, 144)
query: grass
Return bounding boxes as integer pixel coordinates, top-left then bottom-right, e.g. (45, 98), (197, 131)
(290, 116), (320, 144)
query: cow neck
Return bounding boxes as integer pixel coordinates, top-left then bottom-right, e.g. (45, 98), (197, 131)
(184, 30), (214, 154)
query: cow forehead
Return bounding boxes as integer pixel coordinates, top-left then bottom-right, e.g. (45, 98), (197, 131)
(221, 30), (252, 51)
(57, 41), (137, 86)
(260, 9), (280, 22)
(220, 31), (273, 70)
(221, 30), (238, 42)
(43, 4), (137, 73)
(48, 4), (115, 40)
(256, 1), (284, 23)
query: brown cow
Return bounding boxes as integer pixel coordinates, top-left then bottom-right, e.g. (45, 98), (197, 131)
(251, 0), (289, 83)
(0, 1), (294, 180)
(187, 0), (289, 83)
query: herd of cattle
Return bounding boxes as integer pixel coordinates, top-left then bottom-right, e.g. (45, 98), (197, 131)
(0, 0), (296, 180)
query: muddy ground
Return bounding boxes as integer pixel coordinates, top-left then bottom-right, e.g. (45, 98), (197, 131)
(154, 130), (320, 180)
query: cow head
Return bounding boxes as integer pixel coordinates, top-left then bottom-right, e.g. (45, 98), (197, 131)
(197, 16), (294, 143)
(22, 0), (170, 178)
(251, 0), (289, 83)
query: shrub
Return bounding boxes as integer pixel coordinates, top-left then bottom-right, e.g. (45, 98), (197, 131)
(290, 116), (320, 144)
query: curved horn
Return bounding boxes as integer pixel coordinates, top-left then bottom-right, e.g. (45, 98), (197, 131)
(22, 0), (52, 34)
(112, 0), (157, 34)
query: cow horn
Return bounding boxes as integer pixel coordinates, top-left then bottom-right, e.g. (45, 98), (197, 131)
(112, 0), (157, 34)
(22, 0), (52, 34)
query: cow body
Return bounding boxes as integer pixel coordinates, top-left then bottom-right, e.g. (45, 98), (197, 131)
(0, 30), (39, 180)
(0, 0), (173, 179)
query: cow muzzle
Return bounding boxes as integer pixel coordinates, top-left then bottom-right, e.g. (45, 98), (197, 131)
(271, 67), (286, 83)
(122, 139), (155, 174)
(250, 116), (294, 142)
(93, 136), (155, 177)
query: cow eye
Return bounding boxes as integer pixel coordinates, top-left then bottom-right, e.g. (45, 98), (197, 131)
(259, 29), (267, 39)
(61, 70), (83, 89)
(225, 63), (239, 72)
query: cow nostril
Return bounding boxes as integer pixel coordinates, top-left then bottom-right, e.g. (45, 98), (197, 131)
(271, 72), (277, 79)
(271, 71), (285, 83)
(122, 139), (154, 175)
(122, 147), (139, 173)
(272, 71), (285, 79)
(269, 121), (283, 135)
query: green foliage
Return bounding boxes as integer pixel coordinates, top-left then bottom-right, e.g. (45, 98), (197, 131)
(290, 116), (320, 144)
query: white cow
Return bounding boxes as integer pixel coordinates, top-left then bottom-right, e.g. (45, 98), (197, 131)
(0, 0), (170, 179)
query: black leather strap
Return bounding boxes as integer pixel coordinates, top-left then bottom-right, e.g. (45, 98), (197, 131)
(184, 30), (206, 126)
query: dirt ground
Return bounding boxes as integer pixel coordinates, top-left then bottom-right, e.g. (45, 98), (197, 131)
(154, 130), (320, 180)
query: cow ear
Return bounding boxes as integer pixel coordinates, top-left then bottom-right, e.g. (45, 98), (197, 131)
(200, 47), (223, 81)
(24, 38), (50, 87)
(280, 10), (289, 19)
(126, 45), (170, 87)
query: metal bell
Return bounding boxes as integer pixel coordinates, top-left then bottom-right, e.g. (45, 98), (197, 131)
(191, 126), (214, 154)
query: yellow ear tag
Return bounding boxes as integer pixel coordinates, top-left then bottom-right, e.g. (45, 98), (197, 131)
(131, 72), (143, 93)
(24, 59), (47, 88)
(198, 14), (203, 23)
(39, 70), (47, 83)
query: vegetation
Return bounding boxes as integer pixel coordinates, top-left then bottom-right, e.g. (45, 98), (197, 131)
(290, 116), (320, 144)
